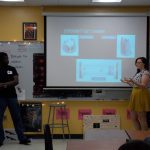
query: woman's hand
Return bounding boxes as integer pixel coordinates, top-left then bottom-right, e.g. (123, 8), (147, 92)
(121, 77), (134, 87)
(121, 77), (133, 84)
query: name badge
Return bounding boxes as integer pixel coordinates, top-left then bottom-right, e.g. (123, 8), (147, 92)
(7, 70), (12, 74)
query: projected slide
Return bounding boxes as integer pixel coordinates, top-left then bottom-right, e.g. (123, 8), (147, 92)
(61, 35), (79, 56)
(76, 59), (121, 83)
(117, 35), (135, 58)
(46, 16), (147, 87)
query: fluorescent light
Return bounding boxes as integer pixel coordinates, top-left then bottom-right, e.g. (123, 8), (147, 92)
(0, 0), (24, 1)
(92, 0), (122, 2)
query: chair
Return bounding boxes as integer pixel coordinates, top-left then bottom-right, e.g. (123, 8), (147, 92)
(47, 102), (70, 139)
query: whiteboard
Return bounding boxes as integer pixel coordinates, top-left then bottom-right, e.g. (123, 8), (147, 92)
(0, 42), (44, 100)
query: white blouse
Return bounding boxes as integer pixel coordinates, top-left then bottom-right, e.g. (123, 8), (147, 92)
(132, 70), (150, 87)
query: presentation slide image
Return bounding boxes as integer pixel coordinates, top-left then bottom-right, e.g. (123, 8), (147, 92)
(117, 35), (135, 58)
(46, 16), (147, 87)
(76, 59), (121, 83)
(60, 34), (79, 56)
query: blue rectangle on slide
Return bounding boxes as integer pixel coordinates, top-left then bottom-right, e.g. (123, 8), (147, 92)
(76, 59), (121, 83)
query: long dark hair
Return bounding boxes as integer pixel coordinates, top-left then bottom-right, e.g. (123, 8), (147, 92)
(135, 57), (149, 73)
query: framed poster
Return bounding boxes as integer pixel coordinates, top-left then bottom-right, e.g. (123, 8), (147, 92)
(20, 102), (42, 132)
(23, 22), (37, 40)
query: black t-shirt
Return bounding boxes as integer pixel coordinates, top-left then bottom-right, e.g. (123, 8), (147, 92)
(0, 65), (18, 97)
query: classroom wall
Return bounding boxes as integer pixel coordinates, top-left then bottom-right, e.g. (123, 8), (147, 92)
(4, 100), (133, 135)
(0, 6), (44, 41)
(1, 6), (149, 134)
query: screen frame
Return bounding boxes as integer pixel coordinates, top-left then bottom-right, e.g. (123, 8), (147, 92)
(44, 14), (149, 89)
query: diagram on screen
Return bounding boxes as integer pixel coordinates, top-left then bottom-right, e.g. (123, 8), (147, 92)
(117, 35), (135, 58)
(60, 34), (79, 56)
(76, 59), (121, 83)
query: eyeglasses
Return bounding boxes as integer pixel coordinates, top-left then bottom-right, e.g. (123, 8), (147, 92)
(136, 62), (143, 64)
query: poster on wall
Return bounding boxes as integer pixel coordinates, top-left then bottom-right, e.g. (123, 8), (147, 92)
(23, 22), (37, 40)
(20, 102), (42, 132)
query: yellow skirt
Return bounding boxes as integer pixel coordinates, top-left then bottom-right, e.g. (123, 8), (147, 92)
(128, 87), (150, 112)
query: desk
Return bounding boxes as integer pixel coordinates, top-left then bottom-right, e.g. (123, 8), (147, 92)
(67, 140), (126, 150)
(67, 130), (128, 150)
(67, 130), (150, 150)
(125, 130), (150, 140)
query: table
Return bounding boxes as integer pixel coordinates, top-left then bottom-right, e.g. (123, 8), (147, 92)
(67, 139), (126, 150)
(67, 129), (128, 150)
(67, 130), (150, 150)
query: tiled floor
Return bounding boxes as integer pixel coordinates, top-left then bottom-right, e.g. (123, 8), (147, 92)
(0, 139), (70, 150)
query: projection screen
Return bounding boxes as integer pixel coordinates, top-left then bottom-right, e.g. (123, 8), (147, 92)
(45, 15), (147, 88)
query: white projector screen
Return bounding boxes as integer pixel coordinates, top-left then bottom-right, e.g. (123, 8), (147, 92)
(45, 15), (147, 88)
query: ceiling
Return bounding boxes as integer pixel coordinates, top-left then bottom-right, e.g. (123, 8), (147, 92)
(0, 0), (150, 7)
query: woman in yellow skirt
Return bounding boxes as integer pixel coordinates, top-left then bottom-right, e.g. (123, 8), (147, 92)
(121, 57), (150, 130)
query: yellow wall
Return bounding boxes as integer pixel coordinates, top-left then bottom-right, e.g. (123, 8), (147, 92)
(3, 100), (133, 134)
(2, 5), (149, 134)
(0, 6), (44, 41)
(0, 6), (150, 41)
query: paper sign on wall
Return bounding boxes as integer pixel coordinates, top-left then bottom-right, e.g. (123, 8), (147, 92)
(102, 109), (116, 115)
(78, 109), (92, 120)
(56, 108), (70, 120)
